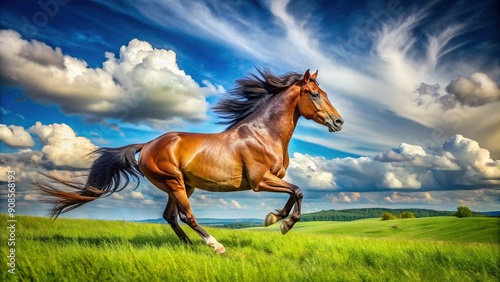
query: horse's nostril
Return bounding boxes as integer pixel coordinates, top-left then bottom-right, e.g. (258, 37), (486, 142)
(335, 118), (344, 126)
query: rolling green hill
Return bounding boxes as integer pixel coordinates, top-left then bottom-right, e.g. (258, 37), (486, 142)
(1, 214), (498, 281)
(249, 216), (500, 244)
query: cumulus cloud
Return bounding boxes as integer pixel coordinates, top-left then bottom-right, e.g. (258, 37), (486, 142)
(0, 165), (13, 182)
(0, 29), (222, 127)
(287, 134), (500, 192)
(189, 192), (244, 210)
(18, 38), (65, 68)
(443, 134), (500, 180)
(384, 191), (440, 203)
(317, 189), (498, 212)
(327, 192), (361, 203)
(0, 124), (34, 147)
(374, 143), (459, 170)
(0, 150), (47, 184)
(415, 73), (500, 110)
(445, 73), (500, 107)
(131, 191), (145, 200)
(29, 121), (98, 169)
(286, 153), (336, 189)
(382, 171), (421, 189)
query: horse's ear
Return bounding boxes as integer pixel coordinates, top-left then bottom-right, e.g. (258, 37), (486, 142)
(303, 69), (311, 82)
(311, 70), (318, 80)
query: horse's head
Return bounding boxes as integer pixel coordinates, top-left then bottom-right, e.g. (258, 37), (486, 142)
(296, 69), (343, 132)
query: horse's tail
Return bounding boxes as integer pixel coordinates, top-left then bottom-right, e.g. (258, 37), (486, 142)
(35, 143), (145, 219)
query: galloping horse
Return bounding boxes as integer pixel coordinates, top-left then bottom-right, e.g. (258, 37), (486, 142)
(37, 69), (343, 254)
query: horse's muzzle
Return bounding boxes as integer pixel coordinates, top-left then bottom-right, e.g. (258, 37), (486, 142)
(325, 116), (343, 132)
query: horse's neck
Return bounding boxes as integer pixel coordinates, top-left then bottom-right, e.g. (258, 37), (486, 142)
(252, 86), (300, 147)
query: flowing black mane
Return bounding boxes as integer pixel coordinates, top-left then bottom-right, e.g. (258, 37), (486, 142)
(214, 68), (302, 129)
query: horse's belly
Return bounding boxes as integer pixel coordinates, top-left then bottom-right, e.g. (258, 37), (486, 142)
(197, 181), (251, 192)
(178, 137), (251, 191)
(184, 171), (250, 192)
(181, 157), (251, 192)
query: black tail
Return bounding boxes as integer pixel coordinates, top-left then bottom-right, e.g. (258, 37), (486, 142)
(35, 144), (144, 218)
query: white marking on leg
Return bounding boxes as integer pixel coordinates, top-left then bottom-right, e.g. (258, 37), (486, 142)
(204, 235), (226, 254)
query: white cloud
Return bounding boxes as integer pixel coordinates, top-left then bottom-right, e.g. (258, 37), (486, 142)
(201, 80), (226, 96)
(0, 150), (90, 218)
(231, 199), (242, 209)
(131, 191), (145, 200)
(192, 194), (214, 206)
(382, 172), (421, 189)
(29, 121), (98, 169)
(398, 143), (426, 156)
(383, 191), (441, 204)
(189, 192), (245, 210)
(375, 143), (459, 170)
(445, 72), (500, 107)
(0, 124), (34, 147)
(286, 153), (336, 189)
(19, 38), (65, 68)
(143, 199), (155, 205)
(319, 189), (497, 212)
(112, 193), (126, 200)
(24, 193), (41, 201)
(0, 165), (13, 182)
(443, 134), (500, 180)
(287, 135), (500, 192)
(0, 29), (221, 128)
(415, 72), (500, 110)
(327, 192), (361, 203)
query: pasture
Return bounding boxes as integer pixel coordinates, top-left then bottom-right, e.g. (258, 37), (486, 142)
(2, 215), (499, 281)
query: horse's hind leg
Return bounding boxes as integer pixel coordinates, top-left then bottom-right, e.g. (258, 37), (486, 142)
(163, 196), (191, 244)
(164, 179), (226, 254)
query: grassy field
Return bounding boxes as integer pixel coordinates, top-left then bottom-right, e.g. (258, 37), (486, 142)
(1, 215), (499, 281)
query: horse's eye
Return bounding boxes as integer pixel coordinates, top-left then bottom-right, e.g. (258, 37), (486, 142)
(311, 92), (320, 100)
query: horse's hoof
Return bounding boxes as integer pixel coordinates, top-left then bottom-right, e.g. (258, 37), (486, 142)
(214, 245), (226, 254)
(265, 213), (278, 226)
(280, 221), (290, 235)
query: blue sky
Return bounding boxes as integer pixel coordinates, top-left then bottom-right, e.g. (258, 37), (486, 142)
(0, 0), (499, 220)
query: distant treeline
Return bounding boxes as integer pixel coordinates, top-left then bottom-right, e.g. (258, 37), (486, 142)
(222, 208), (478, 228)
(300, 208), (485, 222)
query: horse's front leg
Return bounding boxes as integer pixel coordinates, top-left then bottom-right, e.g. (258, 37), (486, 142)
(255, 171), (303, 234)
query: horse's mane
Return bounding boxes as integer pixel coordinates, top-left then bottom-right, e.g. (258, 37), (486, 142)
(214, 68), (302, 130)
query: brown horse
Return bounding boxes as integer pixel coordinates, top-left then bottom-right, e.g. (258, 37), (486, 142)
(36, 69), (343, 254)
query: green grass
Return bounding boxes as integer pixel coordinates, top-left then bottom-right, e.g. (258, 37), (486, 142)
(1, 215), (499, 281)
